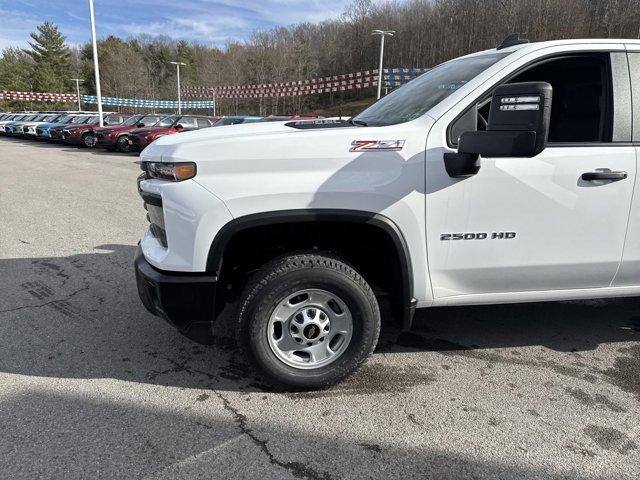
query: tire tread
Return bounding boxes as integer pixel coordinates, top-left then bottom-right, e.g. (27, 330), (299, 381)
(236, 252), (380, 388)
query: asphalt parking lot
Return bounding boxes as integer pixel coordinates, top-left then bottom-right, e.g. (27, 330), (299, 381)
(1, 136), (639, 479)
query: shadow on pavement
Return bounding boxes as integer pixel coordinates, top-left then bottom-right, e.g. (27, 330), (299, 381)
(0, 243), (639, 395)
(0, 389), (600, 480)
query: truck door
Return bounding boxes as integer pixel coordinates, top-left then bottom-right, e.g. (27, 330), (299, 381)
(614, 50), (640, 286)
(426, 51), (636, 299)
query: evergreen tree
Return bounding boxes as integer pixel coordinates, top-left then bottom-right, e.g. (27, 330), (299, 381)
(0, 47), (33, 90)
(24, 21), (72, 92)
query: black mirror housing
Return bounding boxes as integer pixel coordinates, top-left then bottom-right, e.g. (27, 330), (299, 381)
(458, 130), (538, 157)
(460, 81), (552, 158)
(443, 152), (480, 178)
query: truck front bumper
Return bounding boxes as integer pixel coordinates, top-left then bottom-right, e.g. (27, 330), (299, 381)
(135, 246), (219, 345)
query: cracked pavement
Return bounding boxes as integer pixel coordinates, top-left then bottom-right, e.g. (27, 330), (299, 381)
(1, 137), (639, 479)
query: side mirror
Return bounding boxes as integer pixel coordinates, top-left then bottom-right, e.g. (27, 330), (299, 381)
(444, 81), (552, 178)
(175, 124), (184, 129)
(137, 123), (145, 128)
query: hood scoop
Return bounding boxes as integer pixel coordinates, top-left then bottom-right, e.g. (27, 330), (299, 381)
(285, 119), (354, 130)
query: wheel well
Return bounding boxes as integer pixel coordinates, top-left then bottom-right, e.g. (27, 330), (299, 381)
(211, 213), (412, 325)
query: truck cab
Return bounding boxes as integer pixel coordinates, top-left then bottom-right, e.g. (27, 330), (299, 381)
(135, 37), (640, 388)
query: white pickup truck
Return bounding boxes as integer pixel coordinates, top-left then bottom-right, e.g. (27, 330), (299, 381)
(135, 35), (640, 388)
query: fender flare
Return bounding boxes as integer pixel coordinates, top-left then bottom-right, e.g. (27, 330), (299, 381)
(206, 209), (417, 329)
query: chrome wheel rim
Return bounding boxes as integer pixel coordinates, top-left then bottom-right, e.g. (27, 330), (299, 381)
(267, 289), (353, 369)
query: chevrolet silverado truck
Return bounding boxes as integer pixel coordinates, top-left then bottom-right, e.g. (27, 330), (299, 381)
(135, 36), (640, 388)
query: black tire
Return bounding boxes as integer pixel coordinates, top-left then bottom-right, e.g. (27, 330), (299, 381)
(237, 253), (380, 389)
(116, 135), (131, 152)
(81, 132), (96, 148)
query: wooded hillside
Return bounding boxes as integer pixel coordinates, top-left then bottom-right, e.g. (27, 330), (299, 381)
(2, 0), (640, 114)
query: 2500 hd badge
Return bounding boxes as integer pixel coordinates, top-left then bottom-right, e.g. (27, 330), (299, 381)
(440, 232), (517, 240)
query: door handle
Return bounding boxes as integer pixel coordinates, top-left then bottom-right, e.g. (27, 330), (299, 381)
(581, 171), (627, 181)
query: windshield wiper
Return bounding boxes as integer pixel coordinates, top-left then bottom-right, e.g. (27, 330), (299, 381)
(348, 119), (368, 127)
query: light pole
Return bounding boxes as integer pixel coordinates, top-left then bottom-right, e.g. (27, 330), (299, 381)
(88, 0), (103, 126)
(70, 78), (83, 111)
(371, 29), (395, 100)
(169, 61), (186, 114)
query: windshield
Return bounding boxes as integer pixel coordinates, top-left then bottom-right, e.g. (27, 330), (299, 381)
(156, 115), (179, 127)
(85, 116), (99, 123)
(121, 115), (142, 126)
(353, 52), (508, 126)
(70, 116), (89, 124)
(139, 115), (162, 126)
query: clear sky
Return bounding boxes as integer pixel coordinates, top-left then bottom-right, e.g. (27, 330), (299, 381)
(0, 0), (356, 49)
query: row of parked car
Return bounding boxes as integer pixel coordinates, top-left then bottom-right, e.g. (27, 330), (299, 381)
(0, 111), (317, 153)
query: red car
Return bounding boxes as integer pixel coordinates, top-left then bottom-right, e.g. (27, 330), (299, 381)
(94, 114), (164, 152)
(127, 115), (218, 152)
(60, 113), (129, 148)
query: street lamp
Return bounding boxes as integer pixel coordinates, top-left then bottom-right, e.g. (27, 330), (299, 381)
(371, 29), (395, 100)
(70, 78), (83, 111)
(169, 61), (187, 114)
(88, 0), (103, 126)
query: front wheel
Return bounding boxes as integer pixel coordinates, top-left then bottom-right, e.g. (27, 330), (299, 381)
(81, 133), (96, 148)
(116, 135), (131, 152)
(237, 253), (380, 389)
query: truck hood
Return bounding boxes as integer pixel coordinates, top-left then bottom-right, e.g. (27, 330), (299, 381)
(139, 115), (433, 225)
(141, 120), (363, 162)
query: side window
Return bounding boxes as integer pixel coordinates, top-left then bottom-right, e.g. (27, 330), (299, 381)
(509, 55), (611, 143)
(450, 53), (631, 146)
(105, 114), (124, 125)
(196, 118), (211, 128)
(177, 117), (197, 128)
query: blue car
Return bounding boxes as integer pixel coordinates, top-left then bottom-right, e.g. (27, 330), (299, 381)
(36, 114), (87, 140)
(21, 113), (67, 138)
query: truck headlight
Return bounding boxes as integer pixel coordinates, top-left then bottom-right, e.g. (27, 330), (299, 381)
(144, 162), (197, 182)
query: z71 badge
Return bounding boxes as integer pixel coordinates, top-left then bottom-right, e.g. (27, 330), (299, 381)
(350, 140), (405, 152)
(440, 232), (517, 241)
